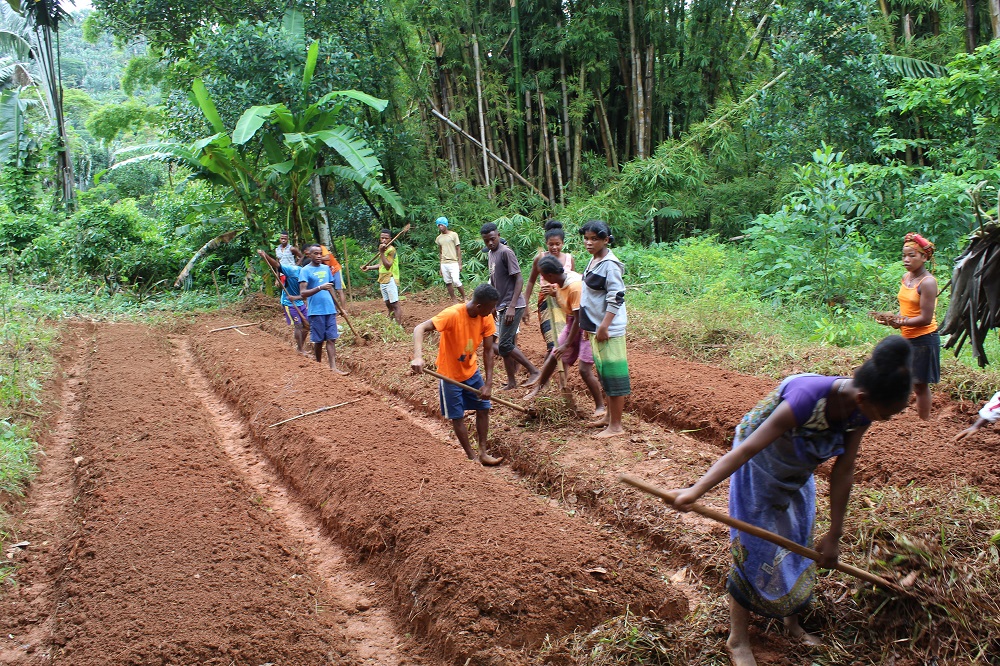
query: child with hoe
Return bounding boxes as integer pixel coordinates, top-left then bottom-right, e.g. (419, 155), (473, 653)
(299, 244), (349, 375)
(872, 232), (939, 419)
(362, 228), (403, 326)
(669, 336), (913, 666)
(257, 248), (309, 356)
(481, 222), (540, 389)
(523, 255), (605, 418)
(578, 220), (629, 438)
(411, 284), (504, 466)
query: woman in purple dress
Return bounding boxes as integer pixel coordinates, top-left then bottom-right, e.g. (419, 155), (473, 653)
(671, 336), (913, 666)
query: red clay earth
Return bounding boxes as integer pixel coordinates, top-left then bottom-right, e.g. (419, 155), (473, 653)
(191, 316), (687, 663)
(0, 324), (429, 665)
(346, 295), (1000, 497)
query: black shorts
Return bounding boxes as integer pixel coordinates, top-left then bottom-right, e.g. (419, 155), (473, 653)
(908, 331), (940, 384)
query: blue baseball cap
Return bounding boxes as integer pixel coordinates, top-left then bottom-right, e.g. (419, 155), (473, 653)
(435, 216), (449, 227)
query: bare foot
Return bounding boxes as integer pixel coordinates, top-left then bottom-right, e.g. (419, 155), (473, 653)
(784, 616), (822, 646)
(592, 406), (607, 418)
(498, 383), (518, 391)
(726, 636), (757, 666)
(332, 368), (350, 376)
(587, 415), (609, 428)
(519, 372), (541, 387)
(524, 385), (542, 401)
(478, 452), (504, 466)
(592, 426), (626, 439)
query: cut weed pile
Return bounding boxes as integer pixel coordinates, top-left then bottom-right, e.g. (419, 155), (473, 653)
(814, 484), (1000, 663)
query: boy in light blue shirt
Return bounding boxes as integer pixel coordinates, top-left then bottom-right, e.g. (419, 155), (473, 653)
(298, 244), (348, 375)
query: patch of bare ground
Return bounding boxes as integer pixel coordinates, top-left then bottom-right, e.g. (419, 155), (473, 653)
(191, 316), (687, 664)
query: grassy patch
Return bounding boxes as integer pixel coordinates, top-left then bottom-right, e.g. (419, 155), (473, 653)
(618, 237), (1000, 401)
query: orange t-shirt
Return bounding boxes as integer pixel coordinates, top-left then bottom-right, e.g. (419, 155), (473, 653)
(431, 303), (496, 382)
(897, 275), (937, 339)
(320, 245), (342, 274)
(555, 272), (583, 315)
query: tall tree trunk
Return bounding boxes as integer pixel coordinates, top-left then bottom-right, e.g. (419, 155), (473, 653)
(903, 13), (914, 41)
(511, 0), (526, 171)
(434, 39), (459, 178)
(472, 33), (491, 193)
(990, 0), (1000, 38)
(627, 0), (646, 159)
(593, 78), (618, 170)
(559, 47), (572, 177)
(644, 43), (654, 156)
(538, 85), (556, 205)
(310, 176), (331, 246)
(552, 134), (564, 206)
(965, 0), (977, 53)
(525, 88), (535, 182)
(572, 62), (586, 188)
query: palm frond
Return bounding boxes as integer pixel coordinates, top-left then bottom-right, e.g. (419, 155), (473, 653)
(884, 55), (948, 79)
(328, 165), (404, 216)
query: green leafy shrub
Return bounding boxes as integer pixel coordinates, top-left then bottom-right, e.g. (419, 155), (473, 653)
(745, 144), (881, 304)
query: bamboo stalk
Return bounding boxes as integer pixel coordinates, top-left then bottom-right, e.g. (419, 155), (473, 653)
(342, 238), (352, 302)
(620, 475), (908, 594)
(420, 368), (532, 414)
(208, 322), (262, 333)
(471, 32), (491, 193)
(537, 83), (555, 205)
(268, 398), (363, 427)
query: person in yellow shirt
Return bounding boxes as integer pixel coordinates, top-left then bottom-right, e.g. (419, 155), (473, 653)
(362, 228), (402, 325)
(411, 284), (502, 465)
(435, 217), (465, 301)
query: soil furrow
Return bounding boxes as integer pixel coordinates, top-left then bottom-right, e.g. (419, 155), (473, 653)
(31, 324), (365, 665)
(169, 335), (432, 666)
(0, 324), (93, 664)
(191, 319), (688, 664)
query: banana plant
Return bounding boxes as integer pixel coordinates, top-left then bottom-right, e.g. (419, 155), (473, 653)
(231, 35), (403, 243)
(0, 87), (36, 166)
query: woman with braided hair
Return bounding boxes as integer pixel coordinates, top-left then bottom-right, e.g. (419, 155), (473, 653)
(872, 233), (940, 419)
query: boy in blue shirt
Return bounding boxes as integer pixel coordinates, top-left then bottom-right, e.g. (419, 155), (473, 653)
(299, 244), (348, 375)
(258, 249), (309, 355)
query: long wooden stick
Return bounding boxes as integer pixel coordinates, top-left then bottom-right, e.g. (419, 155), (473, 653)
(342, 238), (352, 302)
(333, 293), (366, 345)
(360, 224), (411, 271)
(544, 295), (569, 389)
(268, 398), (363, 427)
(421, 368), (532, 414)
(620, 475), (907, 594)
(209, 322), (262, 333)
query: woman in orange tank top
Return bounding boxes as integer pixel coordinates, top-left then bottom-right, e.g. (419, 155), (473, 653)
(871, 233), (939, 419)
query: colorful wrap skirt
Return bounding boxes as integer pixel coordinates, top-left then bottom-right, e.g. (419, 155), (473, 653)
(727, 379), (848, 618)
(588, 334), (630, 397)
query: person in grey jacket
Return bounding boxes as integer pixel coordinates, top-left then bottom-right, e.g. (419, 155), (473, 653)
(578, 220), (630, 438)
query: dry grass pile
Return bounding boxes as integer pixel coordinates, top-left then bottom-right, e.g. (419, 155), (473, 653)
(534, 605), (729, 666)
(812, 484), (1000, 663)
(347, 312), (410, 344)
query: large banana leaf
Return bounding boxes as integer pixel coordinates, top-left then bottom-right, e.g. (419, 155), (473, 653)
(312, 89), (388, 113)
(327, 164), (404, 216)
(233, 104), (284, 145)
(314, 125), (379, 176)
(191, 79), (224, 133)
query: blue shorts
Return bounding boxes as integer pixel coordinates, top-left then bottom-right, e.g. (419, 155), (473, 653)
(283, 302), (307, 326)
(308, 313), (339, 342)
(439, 370), (491, 420)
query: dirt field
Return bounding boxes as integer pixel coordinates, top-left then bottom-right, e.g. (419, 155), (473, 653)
(1, 292), (996, 665)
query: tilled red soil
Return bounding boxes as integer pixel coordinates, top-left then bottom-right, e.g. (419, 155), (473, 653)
(352, 297), (1000, 496)
(0, 325), (377, 665)
(191, 318), (687, 663)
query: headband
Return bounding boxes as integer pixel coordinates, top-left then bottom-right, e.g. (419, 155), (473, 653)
(903, 232), (934, 260)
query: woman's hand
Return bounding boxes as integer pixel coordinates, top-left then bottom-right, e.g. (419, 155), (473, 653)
(815, 531), (841, 568)
(670, 488), (700, 512)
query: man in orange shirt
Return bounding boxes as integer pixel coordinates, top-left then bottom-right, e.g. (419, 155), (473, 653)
(411, 284), (502, 465)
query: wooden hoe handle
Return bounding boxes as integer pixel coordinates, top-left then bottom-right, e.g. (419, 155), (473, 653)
(420, 368), (531, 414)
(620, 475), (907, 595)
(362, 224), (411, 269)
